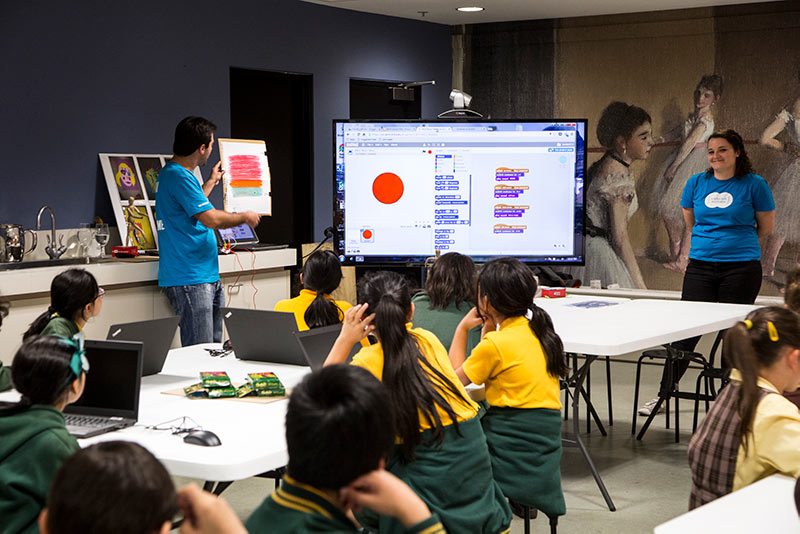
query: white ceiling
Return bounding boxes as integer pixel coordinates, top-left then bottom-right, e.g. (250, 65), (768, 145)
(302, 0), (777, 25)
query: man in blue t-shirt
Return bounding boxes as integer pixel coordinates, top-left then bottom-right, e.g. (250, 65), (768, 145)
(156, 117), (260, 346)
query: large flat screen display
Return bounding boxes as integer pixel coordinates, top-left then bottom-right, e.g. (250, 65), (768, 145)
(333, 119), (586, 265)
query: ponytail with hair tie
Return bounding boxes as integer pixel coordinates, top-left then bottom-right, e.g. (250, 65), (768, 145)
(725, 307), (800, 454)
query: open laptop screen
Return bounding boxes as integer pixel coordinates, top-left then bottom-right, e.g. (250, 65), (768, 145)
(65, 339), (142, 419)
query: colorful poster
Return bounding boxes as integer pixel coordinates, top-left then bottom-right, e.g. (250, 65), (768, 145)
(122, 205), (156, 249)
(136, 157), (163, 199)
(218, 138), (272, 215)
(109, 156), (144, 200)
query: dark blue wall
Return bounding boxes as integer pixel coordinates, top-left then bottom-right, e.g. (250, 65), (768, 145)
(0, 0), (452, 238)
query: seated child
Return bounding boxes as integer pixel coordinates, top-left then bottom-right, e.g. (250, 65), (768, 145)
(325, 271), (511, 534)
(783, 266), (800, 408)
(688, 306), (800, 508)
(246, 364), (446, 533)
(23, 269), (103, 340)
(411, 252), (481, 352)
(38, 441), (177, 534)
(0, 335), (88, 533)
(274, 250), (352, 330)
(449, 257), (568, 522)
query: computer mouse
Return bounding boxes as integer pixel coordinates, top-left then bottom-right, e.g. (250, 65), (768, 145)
(223, 339), (233, 351)
(183, 430), (222, 447)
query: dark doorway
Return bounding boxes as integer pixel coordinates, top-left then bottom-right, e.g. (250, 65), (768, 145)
(350, 79), (422, 120)
(230, 67), (313, 248)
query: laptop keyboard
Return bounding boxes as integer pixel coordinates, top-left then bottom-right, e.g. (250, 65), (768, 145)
(64, 415), (112, 427)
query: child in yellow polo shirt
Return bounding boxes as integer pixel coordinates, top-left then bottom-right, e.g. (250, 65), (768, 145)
(325, 271), (511, 534)
(687, 307), (800, 508)
(274, 250), (353, 330)
(449, 257), (568, 525)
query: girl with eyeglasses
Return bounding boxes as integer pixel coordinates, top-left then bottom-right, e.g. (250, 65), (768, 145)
(23, 269), (104, 341)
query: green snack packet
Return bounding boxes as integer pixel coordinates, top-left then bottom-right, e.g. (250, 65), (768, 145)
(256, 387), (286, 397)
(183, 382), (207, 399)
(201, 371), (231, 388)
(207, 386), (236, 398)
(248, 372), (283, 390)
(236, 382), (255, 398)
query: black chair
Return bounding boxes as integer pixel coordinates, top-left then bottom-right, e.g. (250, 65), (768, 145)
(515, 503), (558, 534)
(632, 331), (725, 442)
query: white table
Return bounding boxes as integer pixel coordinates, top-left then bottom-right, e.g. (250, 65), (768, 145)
(534, 295), (758, 511)
(84, 344), (310, 483)
(654, 474), (800, 533)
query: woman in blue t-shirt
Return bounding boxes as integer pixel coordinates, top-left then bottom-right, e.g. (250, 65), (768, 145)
(639, 129), (775, 416)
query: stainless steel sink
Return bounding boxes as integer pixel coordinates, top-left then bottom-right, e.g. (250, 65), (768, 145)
(0, 257), (104, 271)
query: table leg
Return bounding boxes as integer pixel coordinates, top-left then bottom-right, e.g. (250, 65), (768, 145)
(201, 480), (234, 495)
(568, 353), (616, 511)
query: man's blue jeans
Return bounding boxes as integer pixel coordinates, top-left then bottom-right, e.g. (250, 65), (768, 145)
(163, 281), (224, 346)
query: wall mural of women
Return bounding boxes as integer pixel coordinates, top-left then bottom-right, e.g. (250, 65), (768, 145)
(759, 92), (800, 284)
(652, 75), (723, 273)
(566, 102), (654, 289)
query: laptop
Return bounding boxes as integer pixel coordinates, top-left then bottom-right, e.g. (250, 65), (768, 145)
(294, 324), (362, 371)
(106, 316), (180, 376)
(215, 223), (288, 252)
(64, 339), (143, 439)
(221, 307), (308, 365)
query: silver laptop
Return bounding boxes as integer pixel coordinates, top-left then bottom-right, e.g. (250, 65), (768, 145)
(64, 339), (143, 439)
(106, 316), (179, 376)
(294, 324), (362, 371)
(215, 223), (287, 252)
(222, 307), (308, 365)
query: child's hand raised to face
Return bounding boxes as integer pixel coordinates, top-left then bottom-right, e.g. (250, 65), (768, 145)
(339, 469), (431, 528)
(340, 303), (376, 344)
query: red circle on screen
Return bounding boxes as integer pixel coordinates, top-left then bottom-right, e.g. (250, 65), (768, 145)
(372, 173), (404, 204)
(362, 229), (373, 240)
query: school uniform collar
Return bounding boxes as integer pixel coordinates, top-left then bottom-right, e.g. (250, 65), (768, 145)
(300, 289), (333, 301)
(51, 313), (82, 332)
(271, 475), (353, 526)
(728, 368), (780, 394)
(498, 316), (529, 330)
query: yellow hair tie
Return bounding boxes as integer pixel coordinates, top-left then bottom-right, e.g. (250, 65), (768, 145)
(743, 319), (753, 329)
(767, 321), (780, 342)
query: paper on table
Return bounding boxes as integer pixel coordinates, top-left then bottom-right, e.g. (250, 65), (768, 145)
(218, 138), (272, 215)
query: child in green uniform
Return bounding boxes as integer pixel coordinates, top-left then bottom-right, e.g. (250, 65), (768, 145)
(0, 335), (88, 534)
(411, 252), (481, 352)
(274, 250), (353, 330)
(245, 364), (446, 534)
(38, 441), (177, 534)
(23, 269), (103, 341)
(449, 257), (569, 525)
(326, 271), (512, 534)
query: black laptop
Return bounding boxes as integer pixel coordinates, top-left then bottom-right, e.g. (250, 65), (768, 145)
(294, 324), (362, 371)
(64, 339), (143, 439)
(106, 316), (179, 376)
(222, 307), (309, 365)
(215, 223), (288, 252)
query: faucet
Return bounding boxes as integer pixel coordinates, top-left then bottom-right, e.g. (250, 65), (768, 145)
(36, 206), (66, 260)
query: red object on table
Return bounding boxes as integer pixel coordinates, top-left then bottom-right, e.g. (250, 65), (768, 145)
(541, 287), (566, 298)
(111, 246), (139, 258)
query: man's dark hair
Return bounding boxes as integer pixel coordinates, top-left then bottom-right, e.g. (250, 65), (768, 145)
(286, 365), (395, 489)
(173, 116), (217, 157)
(45, 441), (178, 534)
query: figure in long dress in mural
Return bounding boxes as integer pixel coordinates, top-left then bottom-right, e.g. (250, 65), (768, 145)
(567, 102), (653, 289)
(652, 75), (723, 273)
(759, 95), (800, 281)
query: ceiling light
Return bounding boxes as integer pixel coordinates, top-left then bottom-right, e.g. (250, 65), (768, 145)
(457, 6), (484, 12)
